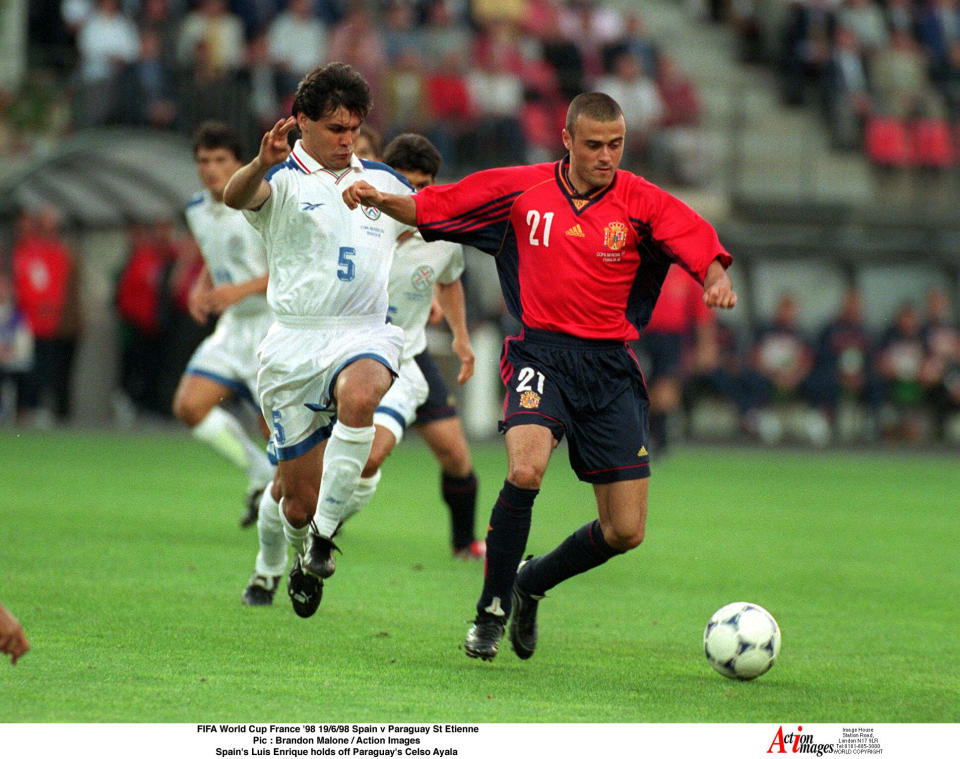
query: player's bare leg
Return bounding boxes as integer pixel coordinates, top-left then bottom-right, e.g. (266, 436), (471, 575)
(594, 478), (648, 551)
(418, 416), (483, 558)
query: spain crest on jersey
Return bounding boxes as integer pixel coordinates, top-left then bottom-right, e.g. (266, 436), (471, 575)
(603, 221), (628, 251)
(519, 390), (541, 409)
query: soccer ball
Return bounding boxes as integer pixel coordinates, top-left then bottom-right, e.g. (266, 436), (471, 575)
(703, 602), (781, 680)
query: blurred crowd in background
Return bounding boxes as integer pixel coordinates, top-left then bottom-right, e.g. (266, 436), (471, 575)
(2, 204), (958, 446)
(1, 0), (959, 446)
(722, 0), (960, 168)
(6, 0), (719, 186)
(2, 0), (958, 178)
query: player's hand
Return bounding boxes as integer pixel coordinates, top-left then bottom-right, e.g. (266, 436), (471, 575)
(0, 605), (29, 665)
(258, 117), (296, 168)
(342, 181), (383, 211)
(187, 283), (211, 324)
(702, 261), (738, 309)
(451, 336), (475, 385)
(208, 283), (244, 314)
(703, 282), (737, 309)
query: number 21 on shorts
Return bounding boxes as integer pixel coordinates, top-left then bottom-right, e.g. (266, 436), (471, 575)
(515, 366), (546, 409)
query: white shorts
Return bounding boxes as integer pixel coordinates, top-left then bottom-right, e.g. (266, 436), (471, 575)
(374, 356), (429, 444)
(257, 317), (404, 460)
(186, 309), (273, 407)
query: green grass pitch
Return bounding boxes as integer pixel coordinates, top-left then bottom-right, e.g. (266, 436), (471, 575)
(1, 429), (957, 723)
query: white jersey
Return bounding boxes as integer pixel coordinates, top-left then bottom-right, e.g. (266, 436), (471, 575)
(388, 232), (465, 357)
(242, 144), (413, 324)
(185, 190), (270, 319)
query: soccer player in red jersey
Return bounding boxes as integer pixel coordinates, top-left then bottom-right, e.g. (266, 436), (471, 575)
(343, 92), (738, 661)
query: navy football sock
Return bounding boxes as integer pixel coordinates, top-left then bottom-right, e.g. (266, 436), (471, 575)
(442, 471), (478, 550)
(518, 519), (623, 597)
(476, 480), (538, 618)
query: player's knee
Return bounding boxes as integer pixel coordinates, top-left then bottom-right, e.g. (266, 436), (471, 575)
(172, 394), (205, 427)
(435, 439), (470, 475)
(604, 524), (645, 552)
(507, 461), (547, 491)
(336, 386), (383, 426)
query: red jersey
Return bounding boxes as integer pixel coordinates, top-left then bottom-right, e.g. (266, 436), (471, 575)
(416, 158), (732, 341)
(12, 237), (73, 339)
(645, 264), (714, 335)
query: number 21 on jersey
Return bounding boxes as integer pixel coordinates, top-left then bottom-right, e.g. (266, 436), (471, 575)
(526, 210), (554, 247)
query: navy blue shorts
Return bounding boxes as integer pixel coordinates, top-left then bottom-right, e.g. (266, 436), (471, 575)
(413, 350), (457, 426)
(639, 332), (683, 380)
(498, 328), (650, 484)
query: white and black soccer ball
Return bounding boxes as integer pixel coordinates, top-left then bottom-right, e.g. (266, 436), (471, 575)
(703, 601), (781, 680)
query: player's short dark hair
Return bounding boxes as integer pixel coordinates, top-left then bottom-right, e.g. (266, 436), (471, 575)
(193, 121), (243, 160)
(565, 92), (624, 135)
(382, 133), (442, 178)
(292, 62), (371, 122)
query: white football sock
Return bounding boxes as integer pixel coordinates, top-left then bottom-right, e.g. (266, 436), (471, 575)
(254, 488), (287, 577)
(191, 406), (274, 488)
(339, 470), (382, 524)
(279, 498), (309, 554)
(312, 422), (375, 537)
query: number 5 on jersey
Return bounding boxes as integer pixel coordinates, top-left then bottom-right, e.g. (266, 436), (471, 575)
(337, 246), (356, 281)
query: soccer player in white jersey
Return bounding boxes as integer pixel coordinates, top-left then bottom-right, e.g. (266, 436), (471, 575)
(172, 122), (275, 527)
(239, 132), (483, 607)
(361, 133), (485, 560)
(223, 63), (412, 618)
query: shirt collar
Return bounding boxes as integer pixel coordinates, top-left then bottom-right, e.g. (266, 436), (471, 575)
(289, 140), (363, 178)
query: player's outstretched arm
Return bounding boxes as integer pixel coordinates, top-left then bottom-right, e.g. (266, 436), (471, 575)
(702, 259), (738, 309)
(224, 117), (296, 211)
(342, 181), (417, 226)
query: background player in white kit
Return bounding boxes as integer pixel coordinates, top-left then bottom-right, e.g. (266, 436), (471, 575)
(356, 130), (485, 560)
(224, 63), (413, 618)
(239, 133), (483, 606)
(172, 122), (275, 527)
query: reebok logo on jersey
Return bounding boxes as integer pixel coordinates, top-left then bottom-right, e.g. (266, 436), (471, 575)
(565, 224), (585, 238)
(301, 201), (324, 211)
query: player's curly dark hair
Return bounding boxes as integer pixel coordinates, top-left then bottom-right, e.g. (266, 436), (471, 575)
(292, 62), (371, 122)
(382, 133), (442, 178)
(193, 121), (244, 161)
(565, 92), (623, 135)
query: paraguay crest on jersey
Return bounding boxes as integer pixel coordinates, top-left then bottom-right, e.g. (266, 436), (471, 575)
(410, 265), (435, 291)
